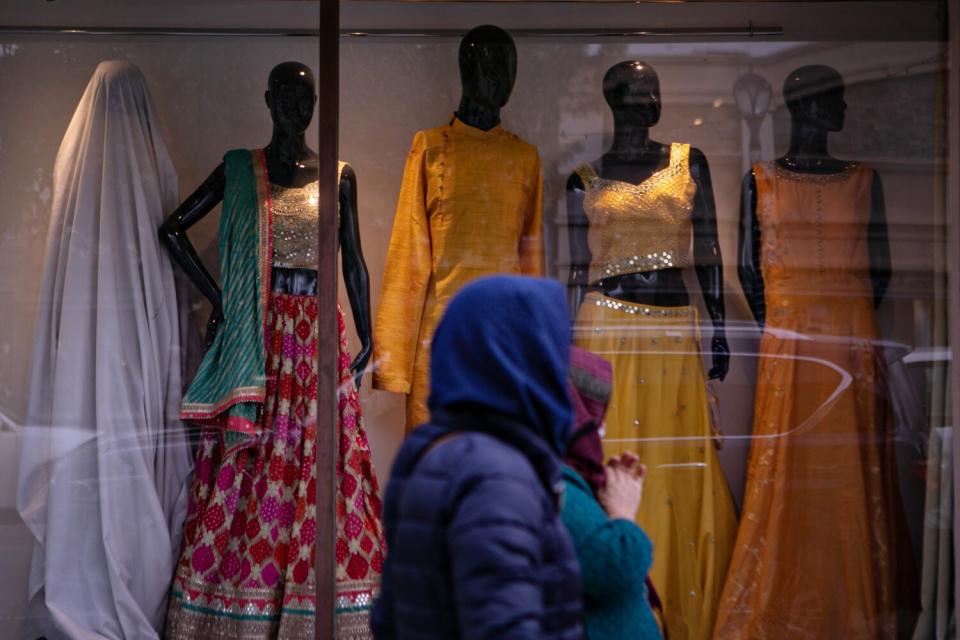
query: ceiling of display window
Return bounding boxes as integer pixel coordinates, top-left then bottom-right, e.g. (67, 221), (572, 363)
(0, 0), (943, 42)
(339, 2), (941, 41)
(0, 0), (319, 31)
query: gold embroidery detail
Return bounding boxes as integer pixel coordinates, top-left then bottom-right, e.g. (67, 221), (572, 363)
(578, 143), (696, 283)
(596, 250), (691, 278)
(591, 295), (695, 318)
(272, 180), (320, 269)
(774, 162), (860, 184)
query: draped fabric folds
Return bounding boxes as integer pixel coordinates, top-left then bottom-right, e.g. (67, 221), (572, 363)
(16, 60), (192, 640)
(713, 162), (916, 639)
(913, 427), (955, 640)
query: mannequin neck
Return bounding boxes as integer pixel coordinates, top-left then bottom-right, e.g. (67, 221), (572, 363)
(607, 115), (660, 163)
(265, 129), (315, 185)
(456, 95), (501, 131)
(781, 120), (838, 170)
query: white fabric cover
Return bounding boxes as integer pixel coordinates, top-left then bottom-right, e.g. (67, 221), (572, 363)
(16, 60), (192, 640)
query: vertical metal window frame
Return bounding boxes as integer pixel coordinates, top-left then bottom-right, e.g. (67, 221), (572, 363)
(316, 0), (338, 639)
(948, 0), (960, 623)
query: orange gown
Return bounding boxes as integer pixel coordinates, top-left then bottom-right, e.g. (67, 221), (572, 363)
(373, 117), (543, 431)
(713, 162), (916, 639)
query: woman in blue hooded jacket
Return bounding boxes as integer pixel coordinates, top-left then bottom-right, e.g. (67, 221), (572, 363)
(371, 275), (583, 640)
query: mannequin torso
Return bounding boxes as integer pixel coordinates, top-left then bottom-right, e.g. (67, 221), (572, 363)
(737, 64), (890, 328)
(158, 62), (372, 382)
(567, 61), (729, 380)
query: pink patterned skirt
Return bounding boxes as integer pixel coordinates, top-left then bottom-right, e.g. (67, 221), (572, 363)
(165, 293), (384, 639)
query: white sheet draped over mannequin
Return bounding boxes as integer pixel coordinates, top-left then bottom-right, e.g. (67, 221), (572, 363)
(16, 60), (192, 640)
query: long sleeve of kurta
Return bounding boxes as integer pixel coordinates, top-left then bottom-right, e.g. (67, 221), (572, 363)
(373, 133), (431, 395)
(520, 154), (544, 277)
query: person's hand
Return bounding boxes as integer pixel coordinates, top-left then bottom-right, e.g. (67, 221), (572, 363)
(712, 428), (725, 450)
(708, 335), (730, 381)
(350, 343), (372, 390)
(613, 451), (640, 471)
(597, 453), (646, 521)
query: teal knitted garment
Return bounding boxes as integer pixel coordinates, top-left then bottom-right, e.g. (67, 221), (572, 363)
(561, 465), (662, 640)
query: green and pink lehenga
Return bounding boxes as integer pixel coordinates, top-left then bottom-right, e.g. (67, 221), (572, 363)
(165, 150), (384, 640)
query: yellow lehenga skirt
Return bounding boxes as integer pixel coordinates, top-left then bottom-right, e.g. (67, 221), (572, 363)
(575, 292), (737, 640)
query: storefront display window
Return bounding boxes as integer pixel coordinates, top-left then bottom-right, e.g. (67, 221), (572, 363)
(0, 1), (957, 639)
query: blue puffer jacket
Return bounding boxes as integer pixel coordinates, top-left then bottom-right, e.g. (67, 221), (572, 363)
(371, 276), (584, 640)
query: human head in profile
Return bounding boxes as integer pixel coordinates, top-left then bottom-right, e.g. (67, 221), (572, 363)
(371, 275), (584, 640)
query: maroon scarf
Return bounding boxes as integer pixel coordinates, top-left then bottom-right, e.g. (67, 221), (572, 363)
(565, 347), (612, 497)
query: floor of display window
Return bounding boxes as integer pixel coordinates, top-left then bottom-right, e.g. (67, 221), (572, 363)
(0, 509), (32, 640)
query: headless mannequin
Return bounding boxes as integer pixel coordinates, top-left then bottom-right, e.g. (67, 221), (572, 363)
(567, 61), (729, 380)
(455, 24), (517, 130)
(159, 61), (372, 386)
(738, 65), (890, 328)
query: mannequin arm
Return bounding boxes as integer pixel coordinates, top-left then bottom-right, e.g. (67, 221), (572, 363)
(868, 171), (891, 307)
(158, 163), (226, 347)
(566, 172), (592, 322)
(339, 165), (373, 387)
(690, 148), (729, 381)
(738, 171), (766, 329)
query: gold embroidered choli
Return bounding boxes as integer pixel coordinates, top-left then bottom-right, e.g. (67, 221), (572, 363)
(576, 142), (696, 283)
(269, 161), (344, 269)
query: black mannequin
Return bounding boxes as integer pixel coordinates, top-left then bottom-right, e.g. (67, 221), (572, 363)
(738, 65), (890, 328)
(455, 25), (517, 130)
(159, 61), (372, 385)
(567, 60), (729, 381)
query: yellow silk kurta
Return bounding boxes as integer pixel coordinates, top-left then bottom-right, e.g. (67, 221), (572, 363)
(373, 117), (544, 431)
(713, 162), (916, 639)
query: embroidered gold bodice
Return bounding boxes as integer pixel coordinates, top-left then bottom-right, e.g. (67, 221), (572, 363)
(270, 161), (345, 269)
(576, 143), (696, 283)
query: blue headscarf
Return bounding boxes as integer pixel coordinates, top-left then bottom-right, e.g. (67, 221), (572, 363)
(428, 276), (573, 455)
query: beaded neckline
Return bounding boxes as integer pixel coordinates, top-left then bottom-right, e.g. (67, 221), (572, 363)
(774, 162), (860, 184)
(579, 143), (688, 198)
(592, 157), (674, 187)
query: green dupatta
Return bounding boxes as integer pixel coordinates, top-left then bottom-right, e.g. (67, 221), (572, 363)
(180, 149), (272, 444)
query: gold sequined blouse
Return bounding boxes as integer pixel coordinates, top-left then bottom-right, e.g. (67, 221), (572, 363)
(576, 143), (696, 283)
(269, 162), (344, 269)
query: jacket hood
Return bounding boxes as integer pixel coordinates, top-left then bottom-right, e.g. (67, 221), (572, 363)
(427, 276), (573, 455)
